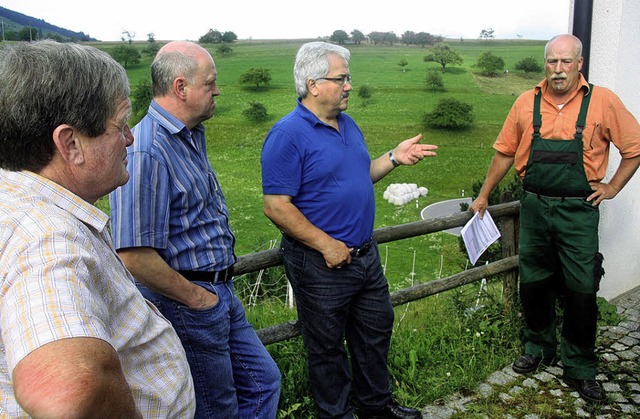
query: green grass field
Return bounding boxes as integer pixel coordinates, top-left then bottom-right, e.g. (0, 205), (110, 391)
(98, 39), (550, 415)
(95, 38), (546, 284)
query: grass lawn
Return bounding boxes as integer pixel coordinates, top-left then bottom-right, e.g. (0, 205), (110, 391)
(96, 38), (550, 415)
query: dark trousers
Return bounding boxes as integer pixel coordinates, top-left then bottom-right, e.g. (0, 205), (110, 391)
(518, 192), (601, 380)
(280, 236), (394, 418)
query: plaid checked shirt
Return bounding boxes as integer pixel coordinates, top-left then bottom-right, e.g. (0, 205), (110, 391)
(0, 169), (195, 418)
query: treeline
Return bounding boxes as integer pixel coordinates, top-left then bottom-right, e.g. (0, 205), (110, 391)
(329, 29), (444, 46)
(0, 6), (95, 42)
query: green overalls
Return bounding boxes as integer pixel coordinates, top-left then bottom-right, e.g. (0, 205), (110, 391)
(518, 85), (604, 380)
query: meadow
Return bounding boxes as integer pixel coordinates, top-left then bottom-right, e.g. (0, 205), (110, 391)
(98, 38), (550, 416)
(99, 38), (544, 273)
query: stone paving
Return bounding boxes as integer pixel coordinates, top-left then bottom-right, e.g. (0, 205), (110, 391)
(420, 286), (640, 418)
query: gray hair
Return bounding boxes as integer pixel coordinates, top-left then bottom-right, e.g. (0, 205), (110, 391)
(0, 40), (130, 172)
(151, 49), (199, 97)
(293, 42), (350, 98)
(544, 34), (583, 59)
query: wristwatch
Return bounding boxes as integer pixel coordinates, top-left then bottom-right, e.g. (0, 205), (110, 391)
(389, 150), (400, 167)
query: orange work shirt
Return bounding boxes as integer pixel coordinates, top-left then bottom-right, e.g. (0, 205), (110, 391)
(494, 74), (640, 182)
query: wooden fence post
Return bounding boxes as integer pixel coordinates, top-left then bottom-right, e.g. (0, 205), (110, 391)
(500, 192), (518, 312)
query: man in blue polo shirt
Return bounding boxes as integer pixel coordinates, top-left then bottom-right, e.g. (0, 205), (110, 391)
(261, 41), (437, 419)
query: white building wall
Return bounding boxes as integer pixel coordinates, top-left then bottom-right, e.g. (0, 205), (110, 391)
(570, 0), (640, 299)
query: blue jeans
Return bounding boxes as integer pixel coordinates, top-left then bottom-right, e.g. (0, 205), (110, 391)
(138, 280), (281, 419)
(280, 236), (394, 418)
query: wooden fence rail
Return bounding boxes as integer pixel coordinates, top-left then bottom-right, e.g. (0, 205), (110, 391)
(232, 201), (521, 346)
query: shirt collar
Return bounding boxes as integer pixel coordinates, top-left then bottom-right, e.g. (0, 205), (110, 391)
(0, 169), (109, 232)
(148, 100), (205, 138)
(295, 97), (344, 128)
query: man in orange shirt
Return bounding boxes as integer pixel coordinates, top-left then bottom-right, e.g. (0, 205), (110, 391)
(470, 34), (640, 404)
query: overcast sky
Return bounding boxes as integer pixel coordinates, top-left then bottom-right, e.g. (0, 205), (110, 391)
(1, 0), (571, 42)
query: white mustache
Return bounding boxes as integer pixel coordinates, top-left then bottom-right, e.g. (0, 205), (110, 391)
(551, 73), (567, 80)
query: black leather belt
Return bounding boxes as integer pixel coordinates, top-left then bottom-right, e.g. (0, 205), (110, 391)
(284, 235), (374, 258)
(178, 265), (234, 283)
(350, 239), (373, 258)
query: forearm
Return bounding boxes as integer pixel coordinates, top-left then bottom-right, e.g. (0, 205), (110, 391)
(14, 338), (142, 419)
(478, 152), (515, 199)
(116, 247), (205, 307)
(264, 196), (335, 252)
(607, 155), (640, 192)
(370, 152), (396, 184)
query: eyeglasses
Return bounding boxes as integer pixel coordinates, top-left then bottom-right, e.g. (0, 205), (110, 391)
(316, 74), (352, 86)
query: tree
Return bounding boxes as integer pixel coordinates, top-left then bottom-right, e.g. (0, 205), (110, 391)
(121, 30), (135, 45)
(423, 43), (463, 73)
(423, 98), (474, 130)
(479, 28), (495, 39)
(199, 29), (222, 44)
(415, 32), (442, 47)
(382, 32), (398, 45)
(350, 29), (366, 44)
(239, 67), (272, 90)
(425, 69), (444, 91)
(515, 56), (543, 75)
(110, 45), (141, 69)
(330, 30), (349, 45)
(398, 58), (409, 73)
(142, 32), (160, 57)
(131, 78), (154, 123)
(401, 31), (416, 45)
(368, 31), (385, 45)
(476, 51), (505, 77)
(221, 31), (237, 43)
(19, 26), (38, 41)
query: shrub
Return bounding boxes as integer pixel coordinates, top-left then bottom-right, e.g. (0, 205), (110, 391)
(131, 78), (154, 125)
(515, 56), (543, 75)
(358, 84), (372, 99)
(423, 98), (474, 130)
(476, 51), (505, 77)
(425, 69), (444, 91)
(242, 102), (269, 123)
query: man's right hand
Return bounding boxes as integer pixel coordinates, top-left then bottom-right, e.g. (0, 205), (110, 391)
(320, 239), (352, 269)
(187, 284), (220, 309)
(469, 196), (489, 219)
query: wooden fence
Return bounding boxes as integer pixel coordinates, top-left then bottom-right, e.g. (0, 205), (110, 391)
(232, 201), (521, 346)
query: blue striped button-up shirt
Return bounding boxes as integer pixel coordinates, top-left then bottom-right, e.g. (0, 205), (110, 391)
(109, 100), (236, 271)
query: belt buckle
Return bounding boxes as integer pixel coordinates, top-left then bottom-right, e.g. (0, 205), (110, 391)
(213, 266), (234, 283)
(351, 240), (372, 257)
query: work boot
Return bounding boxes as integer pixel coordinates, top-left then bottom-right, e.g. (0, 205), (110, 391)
(357, 399), (422, 419)
(512, 354), (554, 374)
(563, 377), (606, 404)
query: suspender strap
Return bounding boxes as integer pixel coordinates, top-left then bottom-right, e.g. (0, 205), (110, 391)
(533, 90), (542, 138)
(533, 83), (593, 139)
(574, 83), (594, 141)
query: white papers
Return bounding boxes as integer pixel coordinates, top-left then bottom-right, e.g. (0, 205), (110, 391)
(461, 211), (501, 265)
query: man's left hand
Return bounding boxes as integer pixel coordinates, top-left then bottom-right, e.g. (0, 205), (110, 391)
(587, 182), (620, 206)
(393, 134), (438, 165)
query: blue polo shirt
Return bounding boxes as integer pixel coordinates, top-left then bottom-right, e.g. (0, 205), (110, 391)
(261, 99), (374, 247)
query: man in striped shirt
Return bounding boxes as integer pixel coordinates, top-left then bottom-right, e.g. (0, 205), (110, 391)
(0, 41), (195, 417)
(109, 41), (281, 418)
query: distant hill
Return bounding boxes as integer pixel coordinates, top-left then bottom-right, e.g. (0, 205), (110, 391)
(0, 6), (97, 41)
